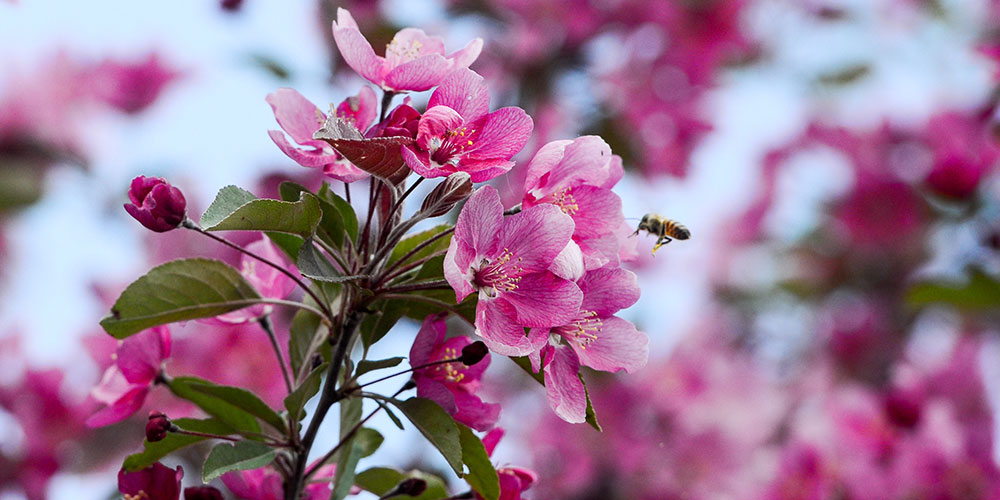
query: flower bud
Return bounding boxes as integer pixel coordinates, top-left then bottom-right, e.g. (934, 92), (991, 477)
(146, 411), (172, 442)
(185, 486), (224, 500)
(367, 104), (421, 139)
(124, 175), (187, 232)
(220, 0), (243, 12)
(420, 172), (473, 218)
(460, 341), (489, 366)
(396, 478), (427, 497)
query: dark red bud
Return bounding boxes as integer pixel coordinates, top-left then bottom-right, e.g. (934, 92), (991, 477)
(420, 172), (473, 218)
(124, 175), (187, 232)
(884, 390), (922, 430)
(185, 486), (224, 500)
(146, 412), (172, 442)
(397, 478), (427, 497)
(460, 341), (489, 366)
(220, 0), (243, 11)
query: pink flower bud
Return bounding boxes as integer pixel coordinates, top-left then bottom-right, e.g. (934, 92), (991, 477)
(145, 411), (172, 442)
(184, 486), (223, 500)
(460, 341), (489, 366)
(220, 0), (242, 12)
(124, 175), (187, 232)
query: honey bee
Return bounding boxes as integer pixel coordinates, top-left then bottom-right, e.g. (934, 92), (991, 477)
(632, 214), (690, 254)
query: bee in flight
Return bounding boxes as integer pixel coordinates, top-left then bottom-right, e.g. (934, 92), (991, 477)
(632, 214), (690, 254)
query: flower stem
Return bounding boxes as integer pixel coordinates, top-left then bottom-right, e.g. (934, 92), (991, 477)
(181, 219), (333, 320)
(259, 315), (293, 394)
(378, 279), (450, 294)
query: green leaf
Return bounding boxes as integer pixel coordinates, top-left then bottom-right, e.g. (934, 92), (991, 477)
(122, 418), (233, 472)
(280, 182), (348, 249)
(167, 377), (262, 435)
(284, 363), (326, 422)
(355, 428), (384, 458)
(331, 397), (364, 500)
(288, 305), (326, 379)
(360, 300), (409, 349)
(581, 375), (602, 432)
(182, 378), (287, 433)
(392, 397), (463, 475)
(319, 183), (358, 243)
(202, 440), (276, 482)
(355, 357), (404, 377)
(907, 269), (1000, 311)
(265, 232), (305, 263)
(458, 424), (499, 500)
(297, 240), (368, 283)
(373, 399), (405, 430)
(388, 225), (453, 267)
(200, 185), (257, 228)
(354, 468), (450, 500)
(202, 191), (322, 238)
(100, 258), (262, 338)
(510, 356), (544, 385)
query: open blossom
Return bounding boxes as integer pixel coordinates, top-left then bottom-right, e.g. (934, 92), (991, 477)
(87, 326), (171, 427)
(444, 185), (582, 355)
(203, 236), (296, 324)
(222, 463), (342, 500)
(410, 314), (500, 431)
(124, 175), (187, 232)
(332, 7), (482, 92)
(528, 267), (647, 423)
(266, 86), (376, 182)
(522, 136), (627, 270)
(118, 463), (183, 500)
(402, 69), (533, 182)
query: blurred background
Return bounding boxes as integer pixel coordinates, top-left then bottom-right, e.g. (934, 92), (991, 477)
(3, 0), (1000, 498)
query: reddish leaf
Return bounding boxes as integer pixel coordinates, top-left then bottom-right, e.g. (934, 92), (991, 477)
(313, 116), (413, 184)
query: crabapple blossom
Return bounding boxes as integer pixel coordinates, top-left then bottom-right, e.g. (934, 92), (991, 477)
(222, 463), (341, 500)
(402, 68), (533, 182)
(87, 326), (171, 427)
(87, 53), (179, 115)
(476, 429), (536, 500)
(118, 463), (183, 500)
(332, 7), (482, 92)
(124, 176), (187, 233)
(444, 185), (582, 355)
(522, 136), (627, 270)
(528, 266), (647, 422)
(266, 86), (376, 182)
(410, 313), (499, 431)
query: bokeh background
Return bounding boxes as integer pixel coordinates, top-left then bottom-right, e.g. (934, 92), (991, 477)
(3, 0), (1000, 498)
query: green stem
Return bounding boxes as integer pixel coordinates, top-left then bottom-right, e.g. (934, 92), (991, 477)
(259, 315), (293, 394)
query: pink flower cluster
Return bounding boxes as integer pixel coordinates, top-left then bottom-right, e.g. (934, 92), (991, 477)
(445, 135), (647, 423)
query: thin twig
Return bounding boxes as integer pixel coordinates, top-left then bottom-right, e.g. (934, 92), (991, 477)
(259, 315), (293, 394)
(376, 227), (454, 285)
(380, 293), (474, 327)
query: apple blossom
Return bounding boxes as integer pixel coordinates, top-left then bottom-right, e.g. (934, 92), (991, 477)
(118, 463), (183, 500)
(87, 326), (171, 427)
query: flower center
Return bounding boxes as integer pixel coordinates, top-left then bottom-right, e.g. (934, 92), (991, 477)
(124, 492), (150, 500)
(550, 187), (579, 216)
(386, 38), (424, 62)
(430, 126), (477, 167)
(555, 310), (602, 349)
(431, 346), (466, 383)
(473, 248), (524, 297)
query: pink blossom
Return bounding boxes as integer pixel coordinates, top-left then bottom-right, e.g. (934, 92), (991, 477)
(118, 463), (183, 500)
(203, 236), (297, 325)
(410, 314), (500, 431)
(475, 429), (537, 500)
(222, 463), (342, 500)
(87, 326), (171, 427)
(401, 69), (533, 182)
(444, 185), (582, 356)
(87, 53), (179, 114)
(366, 102), (420, 139)
(332, 8), (483, 92)
(522, 136), (626, 270)
(528, 267), (646, 423)
(266, 86), (377, 182)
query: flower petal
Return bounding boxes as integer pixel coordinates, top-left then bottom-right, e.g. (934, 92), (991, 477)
(384, 54), (452, 92)
(579, 267), (640, 316)
(549, 240), (584, 282)
(502, 272), (582, 327)
(475, 299), (533, 356)
(428, 68), (490, 121)
(117, 326), (170, 384)
(332, 8), (386, 85)
(455, 185), (503, 260)
(86, 385), (149, 427)
(452, 388), (500, 432)
(448, 37), (484, 69)
(570, 316), (647, 373)
(268, 129), (332, 168)
(497, 203), (574, 273)
(569, 186), (623, 239)
(410, 313), (448, 366)
(465, 107), (533, 161)
(444, 238), (476, 303)
(542, 346), (587, 423)
(417, 378), (457, 414)
(266, 88), (325, 145)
